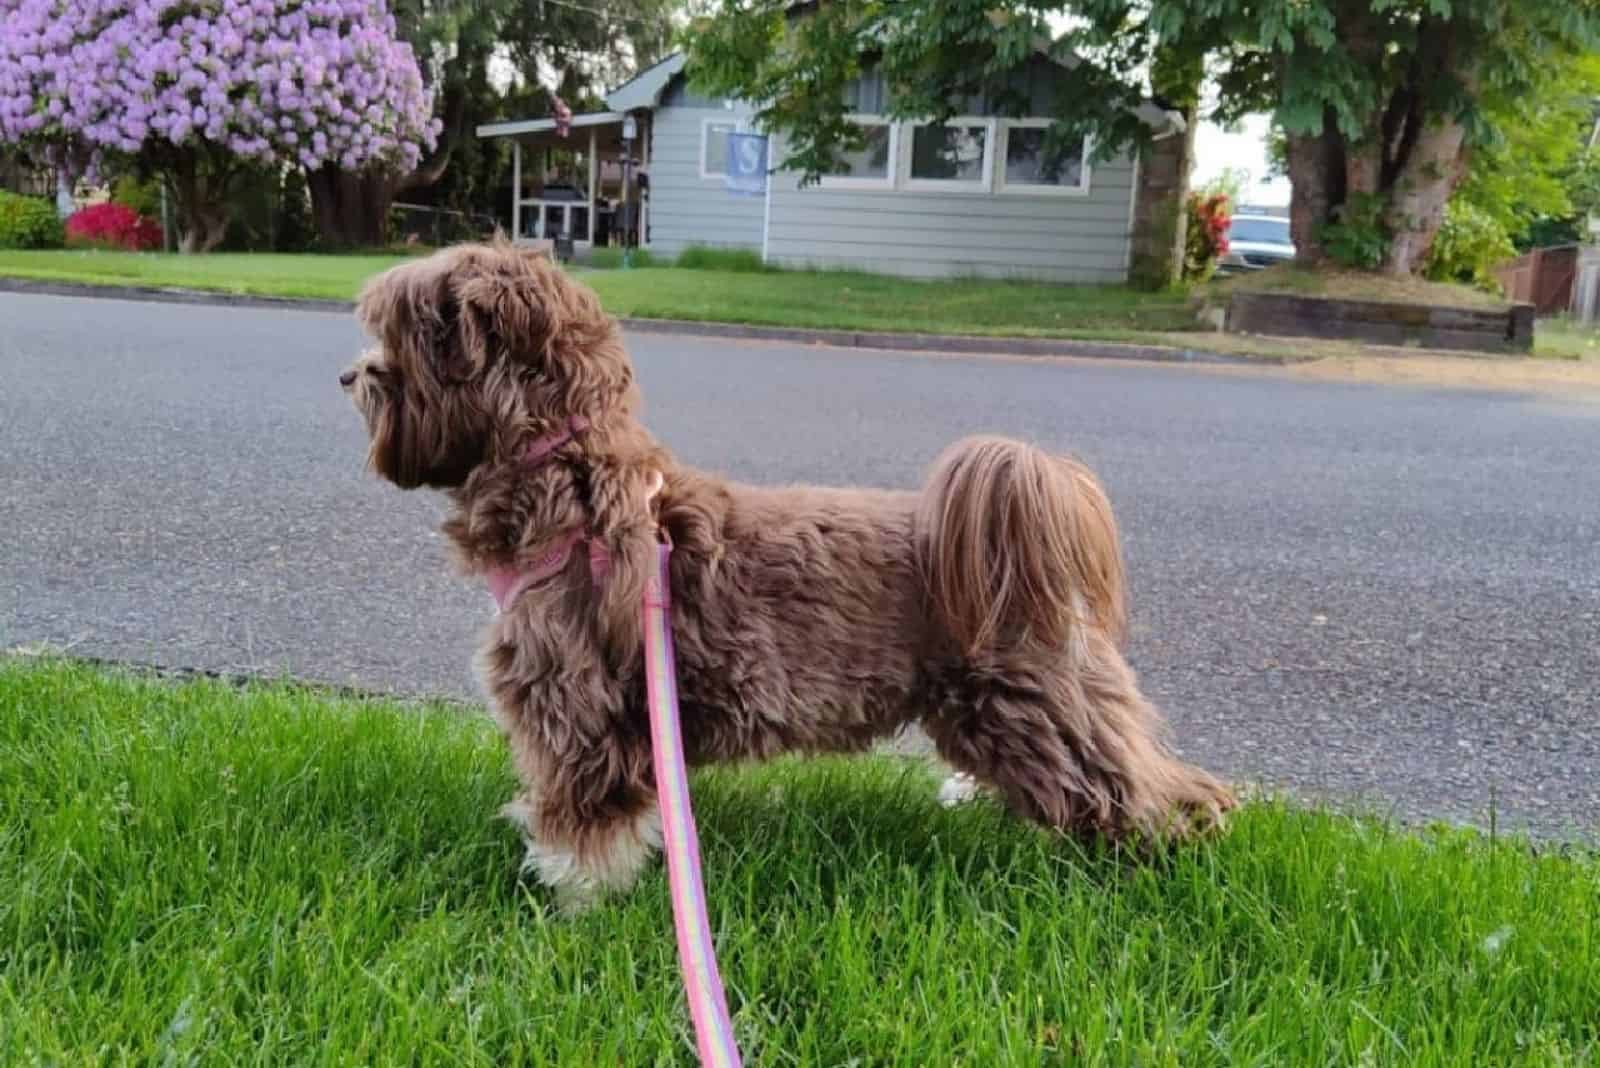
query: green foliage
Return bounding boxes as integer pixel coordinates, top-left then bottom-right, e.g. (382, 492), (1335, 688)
(216, 167), (316, 252)
(1199, 167), (1248, 204)
(1318, 192), (1390, 271)
(674, 245), (773, 272)
(1425, 202), (1516, 291)
(1568, 146), (1600, 227)
(1452, 53), (1600, 245)
(109, 175), (162, 218)
(0, 191), (63, 249)
(690, 0), (1600, 271)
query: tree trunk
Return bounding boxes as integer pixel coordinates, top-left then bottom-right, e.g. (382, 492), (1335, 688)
(1128, 109), (1196, 290)
(1284, 115), (1344, 267)
(166, 150), (234, 254)
(1381, 118), (1469, 275)
(307, 166), (397, 248)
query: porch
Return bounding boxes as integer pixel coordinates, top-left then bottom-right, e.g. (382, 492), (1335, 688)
(475, 111), (651, 255)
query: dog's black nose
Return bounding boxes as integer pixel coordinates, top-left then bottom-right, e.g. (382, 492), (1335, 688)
(339, 369), (357, 388)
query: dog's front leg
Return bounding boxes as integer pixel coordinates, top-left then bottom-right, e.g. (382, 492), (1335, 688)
(492, 686), (661, 914)
(515, 781), (661, 914)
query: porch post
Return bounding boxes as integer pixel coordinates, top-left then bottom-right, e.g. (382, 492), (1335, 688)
(511, 138), (522, 240)
(641, 116), (651, 248)
(587, 125), (598, 244)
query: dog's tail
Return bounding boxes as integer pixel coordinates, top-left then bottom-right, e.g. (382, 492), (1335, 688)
(915, 436), (1125, 657)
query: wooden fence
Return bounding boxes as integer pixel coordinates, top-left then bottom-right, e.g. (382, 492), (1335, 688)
(1494, 245), (1579, 315)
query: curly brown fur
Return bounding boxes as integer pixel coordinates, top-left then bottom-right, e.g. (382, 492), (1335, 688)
(344, 241), (1234, 910)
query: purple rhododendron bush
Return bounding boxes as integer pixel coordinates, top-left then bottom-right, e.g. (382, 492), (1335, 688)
(0, 0), (440, 250)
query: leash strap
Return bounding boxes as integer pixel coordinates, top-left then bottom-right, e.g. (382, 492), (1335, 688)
(642, 542), (742, 1068)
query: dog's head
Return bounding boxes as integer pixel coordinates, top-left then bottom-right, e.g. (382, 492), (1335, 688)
(342, 242), (635, 489)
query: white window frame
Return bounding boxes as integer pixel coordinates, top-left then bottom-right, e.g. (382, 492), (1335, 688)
(901, 117), (997, 194)
(815, 115), (900, 190)
(995, 119), (1093, 197)
(699, 116), (746, 180)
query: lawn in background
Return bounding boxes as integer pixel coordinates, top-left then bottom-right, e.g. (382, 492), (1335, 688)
(0, 249), (409, 301)
(0, 248), (1196, 337)
(3, 658), (1597, 1065)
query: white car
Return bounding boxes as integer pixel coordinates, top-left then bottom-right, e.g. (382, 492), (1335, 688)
(1219, 214), (1296, 272)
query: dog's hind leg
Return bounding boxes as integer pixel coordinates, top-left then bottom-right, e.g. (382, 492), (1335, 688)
(923, 643), (1234, 842)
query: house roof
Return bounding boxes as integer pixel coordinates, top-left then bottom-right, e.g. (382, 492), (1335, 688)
(476, 110), (626, 139)
(605, 53), (689, 112)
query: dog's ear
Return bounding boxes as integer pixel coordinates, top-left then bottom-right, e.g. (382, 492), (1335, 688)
(454, 249), (566, 374)
(358, 255), (479, 384)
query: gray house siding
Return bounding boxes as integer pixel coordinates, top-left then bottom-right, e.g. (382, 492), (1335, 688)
(765, 59), (1139, 282)
(645, 80), (763, 257)
(764, 156), (1136, 282)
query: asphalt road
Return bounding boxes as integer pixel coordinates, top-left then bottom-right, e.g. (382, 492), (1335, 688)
(4, 292), (1598, 838)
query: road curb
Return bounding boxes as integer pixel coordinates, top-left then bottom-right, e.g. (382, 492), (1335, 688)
(0, 274), (1293, 367)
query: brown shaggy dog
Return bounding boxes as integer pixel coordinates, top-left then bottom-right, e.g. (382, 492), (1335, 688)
(344, 242), (1233, 910)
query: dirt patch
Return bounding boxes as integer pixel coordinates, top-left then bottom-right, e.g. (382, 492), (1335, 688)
(1145, 330), (1600, 396)
(1282, 352), (1600, 394)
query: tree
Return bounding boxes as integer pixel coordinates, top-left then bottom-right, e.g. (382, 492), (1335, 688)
(1450, 54), (1600, 248)
(0, 0), (439, 252)
(690, 0), (1600, 276)
(307, 0), (682, 245)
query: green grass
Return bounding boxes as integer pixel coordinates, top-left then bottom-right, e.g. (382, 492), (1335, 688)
(4, 658), (1598, 1065)
(1535, 315), (1600, 361)
(587, 266), (1195, 337)
(0, 249), (1197, 337)
(0, 249), (414, 301)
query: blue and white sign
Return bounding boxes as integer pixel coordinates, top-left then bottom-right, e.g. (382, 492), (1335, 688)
(724, 132), (768, 196)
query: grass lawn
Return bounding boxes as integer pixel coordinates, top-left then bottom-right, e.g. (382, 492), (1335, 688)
(4, 658), (1597, 1065)
(0, 249), (410, 302)
(0, 249), (1196, 337)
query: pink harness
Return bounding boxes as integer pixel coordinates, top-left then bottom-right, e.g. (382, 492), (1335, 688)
(484, 416), (611, 612)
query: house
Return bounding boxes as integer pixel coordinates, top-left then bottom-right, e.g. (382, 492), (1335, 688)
(476, 51), (1186, 283)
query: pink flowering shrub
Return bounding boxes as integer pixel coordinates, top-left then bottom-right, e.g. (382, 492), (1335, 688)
(0, 0), (440, 248)
(0, 0), (439, 173)
(66, 201), (163, 250)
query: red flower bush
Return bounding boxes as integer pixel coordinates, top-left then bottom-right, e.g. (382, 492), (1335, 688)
(65, 202), (163, 251)
(1183, 192), (1232, 282)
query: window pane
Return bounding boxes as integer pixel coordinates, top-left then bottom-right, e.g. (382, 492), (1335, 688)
(825, 124), (891, 179)
(911, 124), (987, 181)
(703, 122), (734, 174)
(1004, 127), (1084, 188)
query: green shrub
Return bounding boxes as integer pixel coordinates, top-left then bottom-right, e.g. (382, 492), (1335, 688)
(110, 175), (162, 219)
(1425, 201), (1515, 292)
(0, 190), (65, 249)
(675, 245), (773, 272)
(1319, 192), (1390, 270)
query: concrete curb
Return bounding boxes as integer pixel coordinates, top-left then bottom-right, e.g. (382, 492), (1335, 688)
(0, 274), (1293, 367)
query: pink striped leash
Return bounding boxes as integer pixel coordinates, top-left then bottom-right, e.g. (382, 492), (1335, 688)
(642, 541), (743, 1068)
